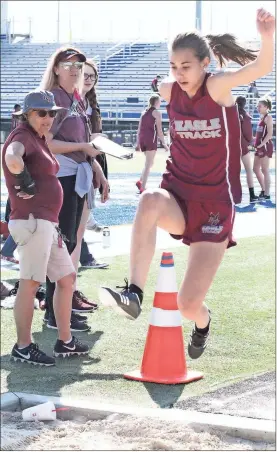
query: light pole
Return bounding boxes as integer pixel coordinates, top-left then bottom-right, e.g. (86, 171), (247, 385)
(195, 0), (202, 32)
(57, 1), (60, 42)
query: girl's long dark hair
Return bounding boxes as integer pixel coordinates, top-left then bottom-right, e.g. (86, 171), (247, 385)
(236, 96), (247, 116)
(172, 32), (258, 67)
(85, 59), (102, 133)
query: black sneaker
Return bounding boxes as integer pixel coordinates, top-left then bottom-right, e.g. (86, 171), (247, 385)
(98, 278), (141, 320)
(258, 191), (265, 200)
(11, 343), (55, 366)
(43, 311), (88, 324)
(188, 311), (211, 360)
(264, 195), (271, 200)
(53, 336), (89, 358)
(47, 315), (91, 332)
(250, 195), (259, 203)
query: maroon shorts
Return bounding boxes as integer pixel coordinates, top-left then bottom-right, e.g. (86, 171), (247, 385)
(168, 192), (237, 249)
(139, 138), (157, 152)
(255, 141), (274, 158)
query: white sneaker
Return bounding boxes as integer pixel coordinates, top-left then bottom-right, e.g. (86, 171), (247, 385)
(86, 222), (104, 232)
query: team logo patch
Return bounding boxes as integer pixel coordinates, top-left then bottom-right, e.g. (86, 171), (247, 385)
(202, 212), (223, 234)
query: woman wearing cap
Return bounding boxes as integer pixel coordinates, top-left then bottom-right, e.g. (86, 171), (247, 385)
(2, 90), (90, 366)
(40, 46), (109, 331)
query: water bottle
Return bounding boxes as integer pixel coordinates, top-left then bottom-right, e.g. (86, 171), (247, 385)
(102, 226), (111, 248)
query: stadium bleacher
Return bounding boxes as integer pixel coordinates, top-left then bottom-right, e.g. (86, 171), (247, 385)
(0, 40), (275, 125)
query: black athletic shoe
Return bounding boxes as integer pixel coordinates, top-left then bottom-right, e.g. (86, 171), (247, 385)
(258, 191), (265, 200)
(250, 195), (259, 203)
(43, 311), (88, 324)
(47, 315), (91, 332)
(98, 278), (141, 320)
(188, 311), (211, 360)
(264, 195), (271, 200)
(11, 343), (55, 366)
(53, 336), (89, 358)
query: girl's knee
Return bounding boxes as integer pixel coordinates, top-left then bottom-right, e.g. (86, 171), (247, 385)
(139, 190), (164, 212)
(19, 280), (40, 296)
(57, 272), (76, 289)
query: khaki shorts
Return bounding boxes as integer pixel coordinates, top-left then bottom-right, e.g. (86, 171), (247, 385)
(8, 214), (75, 283)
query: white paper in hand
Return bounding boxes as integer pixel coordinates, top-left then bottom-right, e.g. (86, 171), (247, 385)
(91, 136), (133, 160)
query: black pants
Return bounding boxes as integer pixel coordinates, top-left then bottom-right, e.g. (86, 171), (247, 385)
(80, 239), (93, 265)
(5, 198), (11, 223)
(46, 175), (85, 317)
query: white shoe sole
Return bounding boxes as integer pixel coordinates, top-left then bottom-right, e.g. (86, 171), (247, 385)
(98, 287), (136, 320)
(11, 356), (55, 366)
(53, 350), (89, 358)
(80, 264), (109, 269)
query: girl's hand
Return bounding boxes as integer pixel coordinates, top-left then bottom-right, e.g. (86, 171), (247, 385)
(256, 8), (275, 39)
(84, 143), (102, 158)
(100, 178), (110, 203)
(15, 186), (35, 199)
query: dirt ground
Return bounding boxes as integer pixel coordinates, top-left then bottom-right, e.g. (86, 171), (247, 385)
(1, 411), (275, 451)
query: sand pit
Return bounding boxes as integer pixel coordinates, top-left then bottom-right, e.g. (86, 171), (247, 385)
(1, 411), (275, 451)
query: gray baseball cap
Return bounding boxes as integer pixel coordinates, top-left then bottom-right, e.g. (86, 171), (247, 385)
(14, 90), (66, 115)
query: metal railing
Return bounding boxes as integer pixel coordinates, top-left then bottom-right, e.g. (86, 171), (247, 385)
(104, 41), (127, 69)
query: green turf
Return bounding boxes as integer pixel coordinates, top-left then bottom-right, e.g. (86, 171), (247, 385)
(0, 235), (275, 408)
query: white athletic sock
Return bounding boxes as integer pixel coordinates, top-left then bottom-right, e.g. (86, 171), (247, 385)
(64, 337), (72, 344)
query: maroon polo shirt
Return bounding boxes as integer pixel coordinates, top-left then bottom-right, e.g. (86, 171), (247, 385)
(2, 123), (63, 222)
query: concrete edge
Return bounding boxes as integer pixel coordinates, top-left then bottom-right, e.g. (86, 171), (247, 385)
(1, 392), (275, 444)
(1, 392), (20, 411)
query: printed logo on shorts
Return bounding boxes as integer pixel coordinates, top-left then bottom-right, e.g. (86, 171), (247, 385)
(202, 212), (223, 234)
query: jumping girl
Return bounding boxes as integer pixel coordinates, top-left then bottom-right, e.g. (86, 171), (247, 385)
(99, 8), (274, 360)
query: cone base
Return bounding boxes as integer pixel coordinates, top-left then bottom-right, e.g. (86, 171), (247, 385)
(123, 369), (204, 385)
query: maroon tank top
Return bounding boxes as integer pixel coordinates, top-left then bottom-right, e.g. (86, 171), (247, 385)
(255, 114), (270, 147)
(162, 74), (242, 204)
(138, 107), (157, 142)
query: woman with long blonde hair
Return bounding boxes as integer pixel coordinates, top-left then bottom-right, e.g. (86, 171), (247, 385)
(40, 46), (109, 331)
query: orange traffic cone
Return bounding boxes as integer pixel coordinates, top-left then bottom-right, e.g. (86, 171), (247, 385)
(124, 252), (204, 384)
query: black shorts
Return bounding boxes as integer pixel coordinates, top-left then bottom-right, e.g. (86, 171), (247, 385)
(58, 175), (85, 255)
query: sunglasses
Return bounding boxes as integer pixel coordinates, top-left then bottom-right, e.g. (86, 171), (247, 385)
(84, 73), (97, 81)
(60, 61), (83, 70)
(33, 110), (57, 118)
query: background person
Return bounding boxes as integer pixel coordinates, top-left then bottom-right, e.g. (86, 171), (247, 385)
(40, 46), (106, 330)
(135, 94), (169, 193)
(2, 90), (89, 365)
(253, 97), (274, 200)
(151, 75), (161, 93)
(11, 104), (21, 131)
(235, 96), (258, 203)
(71, 58), (109, 272)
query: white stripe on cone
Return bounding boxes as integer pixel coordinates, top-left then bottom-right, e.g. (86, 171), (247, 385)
(155, 266), (178, 293)
(149, 307), (182, 327)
